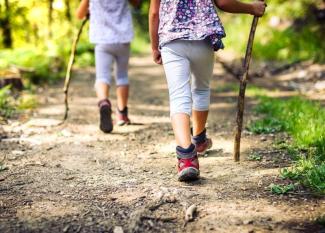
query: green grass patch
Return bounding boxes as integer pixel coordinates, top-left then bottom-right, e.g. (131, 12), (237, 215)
(270, 183), (296, 195)
(0, 86), (16, 118)
(248, 152), (263, 161)
(248, 96), (325, 194)
(0, 86), (38, 119)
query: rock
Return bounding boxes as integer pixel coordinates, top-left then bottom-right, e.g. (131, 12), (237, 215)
(12, 150), (24, 156)
(243, 219), (254, 225)
(61, 129), (72, 137)
(314, 80), (325, 91)
(260, 136), (267, 141)
(113, 226), (124, 233)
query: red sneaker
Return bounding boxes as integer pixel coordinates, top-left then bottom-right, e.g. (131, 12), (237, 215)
(195, 138), (212, 156)
(177, 156), (200, 182)
(116, 107), (131, 126)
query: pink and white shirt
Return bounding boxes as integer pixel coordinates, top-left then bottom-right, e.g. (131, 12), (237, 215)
(158, 0), (226, 51)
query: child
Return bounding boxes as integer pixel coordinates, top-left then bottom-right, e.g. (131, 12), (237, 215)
(76, 0), (140, 133)
(149, 0), (266, 181)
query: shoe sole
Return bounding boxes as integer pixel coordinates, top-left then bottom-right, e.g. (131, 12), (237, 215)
(116, 120), (131, 126)
(100, 106), (113, 133)
(178, 167), (200, 182)
(197, 140), (213, 156)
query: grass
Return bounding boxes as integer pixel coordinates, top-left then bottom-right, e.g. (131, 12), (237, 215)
(220, 1), (325, 63)
(248, 152), (263, 161)
(248, 96), (325, 194)
(0, 86), (38, 119)
(0, 86), (15, 118)
(270, 183), (296, 195)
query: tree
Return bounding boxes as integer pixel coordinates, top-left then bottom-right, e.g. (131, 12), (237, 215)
(65, 0), (71, 22)
(0, 0), (13, 48)
(48, 0), (53, 38)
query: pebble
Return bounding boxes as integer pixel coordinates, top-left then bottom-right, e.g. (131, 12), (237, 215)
(113, 226), (124, 233)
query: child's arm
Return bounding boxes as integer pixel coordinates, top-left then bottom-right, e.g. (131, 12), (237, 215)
(76, 0), (89, 20)
(129, 0), (141, 8)
(215, 0), (266, 16)
(149, 0), (162, 65)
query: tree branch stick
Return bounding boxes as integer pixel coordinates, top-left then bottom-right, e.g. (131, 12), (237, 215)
(233, 15), (260, 162)
(63, 17), (88, 121)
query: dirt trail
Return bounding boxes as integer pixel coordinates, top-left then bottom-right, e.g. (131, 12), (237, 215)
(0, 55), (324, 233)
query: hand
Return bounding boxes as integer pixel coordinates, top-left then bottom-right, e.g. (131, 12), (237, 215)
(152, 49), (162, 65)
(251, 1), (266, 17)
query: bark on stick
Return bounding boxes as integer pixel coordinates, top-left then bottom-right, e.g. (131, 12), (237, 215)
(233, 16), (260, 162)
(63, 17), (88, 121)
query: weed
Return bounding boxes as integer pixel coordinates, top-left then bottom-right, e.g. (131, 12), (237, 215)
(270, 183), (296, 195)
(0, 86), (15, 118)
(17, 94), (38, 110)
(249, 96), (325, 194)
(248, 153), (263, 161)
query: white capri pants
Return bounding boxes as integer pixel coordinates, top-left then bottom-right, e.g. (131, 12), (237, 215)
(95, 43), (130, 87)
(161, 39), (214, 117)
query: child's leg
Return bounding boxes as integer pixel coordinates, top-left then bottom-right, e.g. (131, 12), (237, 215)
(192, 110), (209, 136)
(172, 114), (192, 149)
(115, 43), (130, 111)
(161, 42), (192, 149)
(190, 40), (214, 136)
(114, 43), (131, 125)
(161, 41), (199, 181)
(181, 40), (214, 155)
(95, 44), (114, 100)
(95, 44), (115, 133)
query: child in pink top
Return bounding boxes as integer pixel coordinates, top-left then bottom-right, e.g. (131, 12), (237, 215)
(149, 0), (266, 181)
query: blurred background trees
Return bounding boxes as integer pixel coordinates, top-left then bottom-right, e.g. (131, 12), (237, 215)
(0, 0), (324, 85)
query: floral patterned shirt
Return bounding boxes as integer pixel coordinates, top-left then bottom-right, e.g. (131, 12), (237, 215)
(158, 0), (226, 51)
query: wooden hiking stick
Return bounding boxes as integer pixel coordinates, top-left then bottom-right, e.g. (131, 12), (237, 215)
(233, 11), (262, 162)
(63, 17), (88, 121)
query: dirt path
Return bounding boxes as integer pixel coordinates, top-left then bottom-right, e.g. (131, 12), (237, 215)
(0, 55), (324, 233)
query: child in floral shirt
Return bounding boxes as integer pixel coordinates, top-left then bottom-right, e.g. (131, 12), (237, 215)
(149, 0), (266, 181)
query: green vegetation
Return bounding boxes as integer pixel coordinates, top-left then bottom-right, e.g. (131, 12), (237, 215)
(0, 85), (15, 118)
(248, 152), (262, 161)
(0, 86), (37, 118)
(249, 96), (325, 194)
(269, 183), (296, 195)
(221, 0), (325, 62)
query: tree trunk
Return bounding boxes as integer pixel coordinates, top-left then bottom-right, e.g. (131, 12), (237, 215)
(65, 0), (71, 22)
(48, 0), (53, 38)
(2, 0), (13, 48)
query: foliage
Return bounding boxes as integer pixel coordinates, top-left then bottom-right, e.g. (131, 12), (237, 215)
(248, 152), (262, 161)
(0, 86), (37, 118)
(248, 96), (325, 194)
(220, 0), (324, 62)
(269, 183), (296, 195)
(0, 85), (15, 118)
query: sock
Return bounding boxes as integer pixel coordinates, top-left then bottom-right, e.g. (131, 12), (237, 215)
(98, 99), (111, 108)
(118, 106), (128, 115)
(192, 128), (207, 144)
(176, 144), (196, 159)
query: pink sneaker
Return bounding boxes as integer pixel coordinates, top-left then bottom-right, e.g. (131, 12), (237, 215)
(195, 138), (212, 156)
(192, 129), (213, 156)
(116, 107), (131, 126)
(177, 147), (200, 181)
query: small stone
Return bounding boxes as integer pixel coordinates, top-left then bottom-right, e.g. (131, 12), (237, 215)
(260, 136), (267, 141)
(113, 226), (124, 233)
(243, 220), (254, 225)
